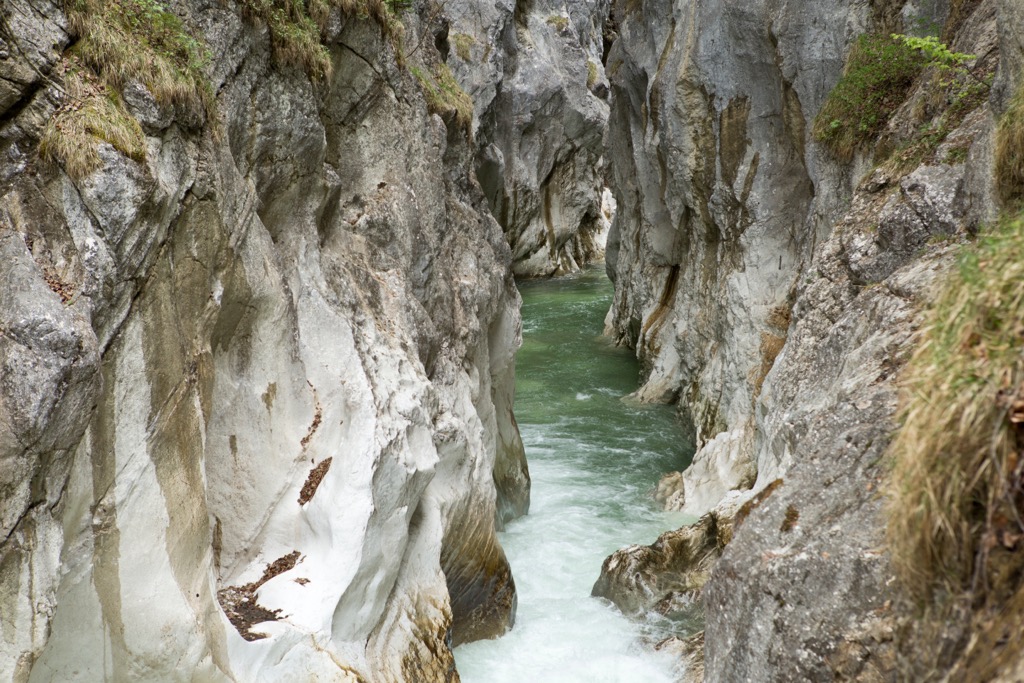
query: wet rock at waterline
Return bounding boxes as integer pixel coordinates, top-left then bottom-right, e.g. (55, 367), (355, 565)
(592, 494), (742, 618)
(0, 1), (524, 679)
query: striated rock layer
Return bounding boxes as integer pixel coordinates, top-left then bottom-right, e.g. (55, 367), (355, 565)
(0, 1), (528, 680)
(444, 0), (613, 276)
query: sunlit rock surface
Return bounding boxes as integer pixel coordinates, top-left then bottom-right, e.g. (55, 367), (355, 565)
(0, 1), (528, 680)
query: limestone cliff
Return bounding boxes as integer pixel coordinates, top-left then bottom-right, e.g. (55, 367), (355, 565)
(0, 1), (528, 680)
(599, 0), (1024, 679)
(444, 0), (613, 276)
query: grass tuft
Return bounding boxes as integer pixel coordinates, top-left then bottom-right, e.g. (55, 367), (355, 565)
(996, 84), (1024, 206)
(240, 0), (403, 79)
(813, 34), (927, 160)
(410, 63), (473, 133)
(887, 213), (1024, 658)
(66, 0), (215, 120)
(39, 64), (146, 179)
(452, 33), (474, 62)
(41, 0), (213, 178)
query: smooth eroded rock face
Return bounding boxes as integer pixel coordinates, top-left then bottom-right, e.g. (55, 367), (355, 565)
(0, 2), (528, 680)
(445, 0), (613, 276)
(603, 0), (854, 442)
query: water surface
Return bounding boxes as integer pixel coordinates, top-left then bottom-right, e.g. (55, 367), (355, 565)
(455, 266), (695, 682)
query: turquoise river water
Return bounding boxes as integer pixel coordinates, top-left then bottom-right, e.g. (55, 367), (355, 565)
(455, 266), (695, 683)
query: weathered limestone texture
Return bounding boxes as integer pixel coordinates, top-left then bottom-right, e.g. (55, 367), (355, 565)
(600, 0), (1017, 679)
(0, 1), (528, 680)
(603, 0), (886, 515)
(444, 0), (612, 276)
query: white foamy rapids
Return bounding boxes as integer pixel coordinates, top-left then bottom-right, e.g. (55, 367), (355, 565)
(454, 428), (680, 683)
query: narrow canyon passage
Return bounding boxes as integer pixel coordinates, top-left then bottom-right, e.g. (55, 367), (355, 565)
(455, 266), (696, 681)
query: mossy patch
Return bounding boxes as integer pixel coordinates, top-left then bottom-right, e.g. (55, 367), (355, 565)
(546, 15), (568, 31)
(586, 60), (598, 89)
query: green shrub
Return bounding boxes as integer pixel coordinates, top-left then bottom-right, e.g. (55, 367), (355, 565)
(813, 34), (927, 159)
(586, 60), (598, 89)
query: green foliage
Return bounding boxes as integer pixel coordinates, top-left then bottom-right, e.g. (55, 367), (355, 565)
(880, 33), (991, 172)
(813, 33), (927, 159)
(892, 33), (975, 71)
(586, 60), (598, 89)
(410, 63), (473, 133)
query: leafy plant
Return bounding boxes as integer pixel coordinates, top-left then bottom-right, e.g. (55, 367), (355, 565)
(878, 33), (991, 172)
(812, 34), (927, 159)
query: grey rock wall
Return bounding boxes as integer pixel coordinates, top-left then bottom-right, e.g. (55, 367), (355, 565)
(0, 2), (527, 680)
(599, 0), (1020, 679)
(445, 0), (612, 276)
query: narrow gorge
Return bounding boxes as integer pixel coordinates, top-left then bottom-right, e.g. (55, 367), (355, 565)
(2, 0), (1024, 680)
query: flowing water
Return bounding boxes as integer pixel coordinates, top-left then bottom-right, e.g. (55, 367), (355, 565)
(455, 265), (696, 683)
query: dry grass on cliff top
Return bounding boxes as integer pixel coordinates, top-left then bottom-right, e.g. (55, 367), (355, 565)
(43, 0), (407, 178)
(887, 212), (1024, 676)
